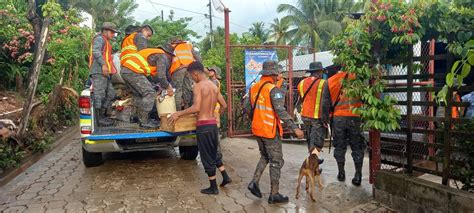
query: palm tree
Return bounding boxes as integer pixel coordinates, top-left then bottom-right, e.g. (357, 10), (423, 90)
(268, 18), (291, 45)
(248, 22), (269, 43)
(68, 0), (138, 31)
(277, 0), (355, 51)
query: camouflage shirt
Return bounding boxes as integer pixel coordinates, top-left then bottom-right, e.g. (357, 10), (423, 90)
(90, 34), (106, 74)
(148, 53), (171, 89)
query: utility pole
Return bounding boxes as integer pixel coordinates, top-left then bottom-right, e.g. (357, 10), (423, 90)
(161, 10), (164, 21)
(208, 0), (213, 47)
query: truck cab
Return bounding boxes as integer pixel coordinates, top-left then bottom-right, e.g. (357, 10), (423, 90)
(79, 56), (198, 167)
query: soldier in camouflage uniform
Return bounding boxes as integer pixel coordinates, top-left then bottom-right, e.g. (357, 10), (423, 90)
(169, 38), (202, 110)
(328, 71), (365, 186)
(245, 61), (304, 204)
(89, 22), (118, 127)
(121, 47), (175, 128)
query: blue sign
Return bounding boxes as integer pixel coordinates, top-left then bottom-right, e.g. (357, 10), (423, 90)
(244, 50), (278, 92)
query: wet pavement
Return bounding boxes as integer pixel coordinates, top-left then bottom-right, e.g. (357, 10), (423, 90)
(0, 134), (393, 212)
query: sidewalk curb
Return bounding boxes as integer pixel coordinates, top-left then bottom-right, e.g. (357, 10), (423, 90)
(0, 125), (78, 187)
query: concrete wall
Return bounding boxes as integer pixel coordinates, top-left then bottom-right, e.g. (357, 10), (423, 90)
(374, 170), (474, 213)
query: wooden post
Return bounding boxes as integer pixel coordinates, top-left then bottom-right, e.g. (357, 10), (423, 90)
(17, 16), (51, 138)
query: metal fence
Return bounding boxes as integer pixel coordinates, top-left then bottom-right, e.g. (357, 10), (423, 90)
(370, 40), (474, 187)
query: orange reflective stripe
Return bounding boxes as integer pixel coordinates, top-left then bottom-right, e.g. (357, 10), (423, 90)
(122, 48), (166, 76)
(88, 35), (116, 74)
(120, 32), (138, 66)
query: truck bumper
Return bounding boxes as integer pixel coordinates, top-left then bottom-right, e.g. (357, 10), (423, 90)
(82, 136), (197, 153)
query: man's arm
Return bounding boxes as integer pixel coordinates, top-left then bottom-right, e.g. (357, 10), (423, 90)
(134, 32), (148, 50)
(270, 88), (298, 131)
(217, 93), (227, 109)
(149, 54), (171, 89)
(169, 84), (201, 123)
(92, 36), (105, 66)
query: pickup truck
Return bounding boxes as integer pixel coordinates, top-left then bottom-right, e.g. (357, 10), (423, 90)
(79, 55), (198, 167)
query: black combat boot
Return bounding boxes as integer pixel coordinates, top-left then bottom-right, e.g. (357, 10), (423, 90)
(97, 109), (115, 127)
(201, 179), (219, 195)
(268, 193), (289, 204)
(247, 181), (262, 198)
(138, 111), (160, 129)
(268, 181), (288, 204)
(352, 163), (362, 186)
(337, 162), (346, 181)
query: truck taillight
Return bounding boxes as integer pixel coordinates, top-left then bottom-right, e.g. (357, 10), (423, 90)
(81, 126), (91, 135)
(79, 96), (91, 114)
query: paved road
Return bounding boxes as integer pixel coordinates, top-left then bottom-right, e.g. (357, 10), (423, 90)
(0, 133), (390, 212)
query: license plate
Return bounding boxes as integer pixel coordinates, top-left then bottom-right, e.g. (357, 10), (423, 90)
(136, 138), (158, 143)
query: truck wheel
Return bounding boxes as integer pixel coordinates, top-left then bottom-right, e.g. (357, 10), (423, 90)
(179, 145), (198, 160)
(82, 147), (104, 167)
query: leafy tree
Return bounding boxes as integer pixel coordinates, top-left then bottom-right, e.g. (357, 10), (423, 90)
(67, 0), (138, 31)
(141, 15), (199, 47)
(248, 22), (269, 43)
(267, 18), (292, 45)
(277, 0), (355, 51)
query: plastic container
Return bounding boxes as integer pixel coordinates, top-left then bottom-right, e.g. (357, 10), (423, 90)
(156, 94), (176, 116)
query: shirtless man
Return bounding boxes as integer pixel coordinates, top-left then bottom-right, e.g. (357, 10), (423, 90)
(168, 61), (231, 195)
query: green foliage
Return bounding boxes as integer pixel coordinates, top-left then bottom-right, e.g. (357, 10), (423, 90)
(28, 135), (53, 153)
(41, 0), (64, 18)
(0, 140), (25, 170)
(277, 0), (356, 51)
(452, 119), (474, 192)
(142, 16), (199, 47)
(68, 0), (139, 31)
(248, 22), (269, 43)
(331, 0), (473, 132)
(0, 1), (34, 91)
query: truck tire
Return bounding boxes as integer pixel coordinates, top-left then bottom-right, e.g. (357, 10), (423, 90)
(179, 145), (198, 160)
(82, 147), (104, 167)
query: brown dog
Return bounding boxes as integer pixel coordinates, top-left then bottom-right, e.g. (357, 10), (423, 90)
(295, 153), (323, 202)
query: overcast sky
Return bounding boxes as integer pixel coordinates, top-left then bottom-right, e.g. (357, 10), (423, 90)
(132, 0), (295, 40)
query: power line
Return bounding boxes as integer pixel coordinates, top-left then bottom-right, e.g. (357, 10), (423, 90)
(148, 0), (206, 16)
(147, 0), (249, 30)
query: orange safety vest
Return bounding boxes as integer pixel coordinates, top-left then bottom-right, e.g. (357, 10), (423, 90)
(169, 42), (195, 75)
(328, 72), (362, 117)
(121, 48), (165, 76)
(120, 32), (138, 65)
(298, 77), (326, 119)
(250, 77), (283, 139)
(89, 34), (116, 74)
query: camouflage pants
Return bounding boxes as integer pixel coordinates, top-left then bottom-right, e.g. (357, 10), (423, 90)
(332, 116), (365, 164)
(91, 74), (116, 110)
(303, 117), (326, 152)
(121, 67), (156, 115)
(252, 135), (284, 194)
(171, 68), (193, 110)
